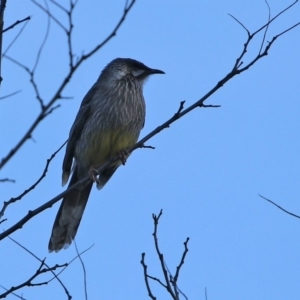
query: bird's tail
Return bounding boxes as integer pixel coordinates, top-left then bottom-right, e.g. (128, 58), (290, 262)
(48, 169), (93, 252)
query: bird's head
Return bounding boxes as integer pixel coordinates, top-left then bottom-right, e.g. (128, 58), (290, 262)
(101, 58), (165, 84)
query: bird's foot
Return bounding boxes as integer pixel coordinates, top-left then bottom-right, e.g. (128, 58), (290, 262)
(119, 149), (130, 165)
(88, 167), (100, 185)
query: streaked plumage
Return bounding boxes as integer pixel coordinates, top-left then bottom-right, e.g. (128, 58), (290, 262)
(48, 58), (164, 252)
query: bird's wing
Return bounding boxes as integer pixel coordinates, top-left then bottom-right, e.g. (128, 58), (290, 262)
(62, 81), (99, 186)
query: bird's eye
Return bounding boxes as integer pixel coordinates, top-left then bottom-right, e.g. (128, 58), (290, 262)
(131, 69), (145, 77)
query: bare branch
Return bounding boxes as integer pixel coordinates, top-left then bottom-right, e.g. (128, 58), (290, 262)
(0, 0), (7, 85)
(0, 258), (67, 298)
(228, 14), (250, 36)
(0, 285), (24, 299)
(0, 178), (15, 183)
(7, 236), (72, 299)
(175, 101), (185, 117)
(78, 0), (136, 62)
(141, 145), (155, 150)
(141, 211), (189, 299)
(32, 0), (51, 74)
(172, 238), (189, 297)
(74, 240), (88, 300)
(2, 16), (30, 32)
(50, 0), (69, 13)
(31, 0), (67, 31)
(259, 194), (300, 219)
(259, 0), (271, 54)
(0, 183), (73, 240)
(44, 104), (61, 117)
(3, 20), (28, 56)
(141, 253), (157, 300)
(49, 244), (94, 281)
(0, 89), (21, 99)
(253, 0), (299, 36)
(4, 53), (45, 109)
(0, 141), (66, 219)
(151, 210), (177, 298)
(66, 0), (77, 68)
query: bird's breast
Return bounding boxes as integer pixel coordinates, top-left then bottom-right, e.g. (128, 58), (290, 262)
(75, 87), (145, 169)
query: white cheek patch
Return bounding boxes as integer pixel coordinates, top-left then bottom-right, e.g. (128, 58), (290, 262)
(115, 69), (127, 80)
(132, 69), (145, 77)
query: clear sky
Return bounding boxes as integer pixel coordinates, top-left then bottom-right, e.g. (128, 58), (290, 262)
(1, 1), (300, 299)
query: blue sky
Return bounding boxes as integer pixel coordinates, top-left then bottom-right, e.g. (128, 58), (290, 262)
(1, 1), (300, 299)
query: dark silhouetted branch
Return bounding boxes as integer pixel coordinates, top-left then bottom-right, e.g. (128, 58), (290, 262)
(0, 258), (67, 299)
(7, 236), (72, 299)
(74, 240), (88, 300)
(260, 194), (300, 219)
(0, 0), (7, 85)
(141, 210), (189, 299)
(0, 178), (15, 183)
(0, 90), (21, 100)
(2, 16), (30, 32)
(0, 141), (66, 219)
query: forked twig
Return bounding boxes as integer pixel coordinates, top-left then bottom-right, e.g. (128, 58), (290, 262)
(141, 210), (189, 299)
(0, 141), (66, 219)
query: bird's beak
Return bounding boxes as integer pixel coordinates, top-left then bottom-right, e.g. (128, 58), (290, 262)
(148, 68), (165, 75)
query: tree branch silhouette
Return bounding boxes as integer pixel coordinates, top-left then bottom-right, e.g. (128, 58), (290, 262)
(0, 236), (95, 299)
(0, 141), (66, 219)
(260, 194), (300, 219)
(0, 0), (7, 85)
(141, 210), (189, 299)
(2, 16), (31, 33)
(0, 259), (68, 299)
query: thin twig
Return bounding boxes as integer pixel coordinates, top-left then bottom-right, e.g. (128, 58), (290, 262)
(152, 210), (177, 298)
(0, 178), (15, 183)
(141, 253), (157, 300)
(0, 259), (67, 298)
(79, 0), (136, 62)
(228, 14), (250, 36)
(259, 194), (300, 219)
(74, 240), (88, 300)
(173, 238), (189, 283)
(252, 0), (299, 36)
(2, 16), (30, 32)
(32, 0), (51, 74)
(50, 0), (68, 13)
(31, 0), (67, 31)
(0, 90), (21, 99)
(0, 285), (25, 299)
(49, 244), (94, 280)
(3, 20), (29, 56)
(0, 141), (66, 219)
(142, 211), (189, 299)
(259, 0), (271, 54)
(0, 0), (7, 85)
(8, 236), (71, 299)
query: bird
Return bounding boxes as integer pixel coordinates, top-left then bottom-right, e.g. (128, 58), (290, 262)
(48, 58), (165, 252)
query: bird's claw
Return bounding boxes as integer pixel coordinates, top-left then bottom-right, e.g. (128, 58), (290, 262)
(88, 167), (100, 185)
(119, 149), (129, 165)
